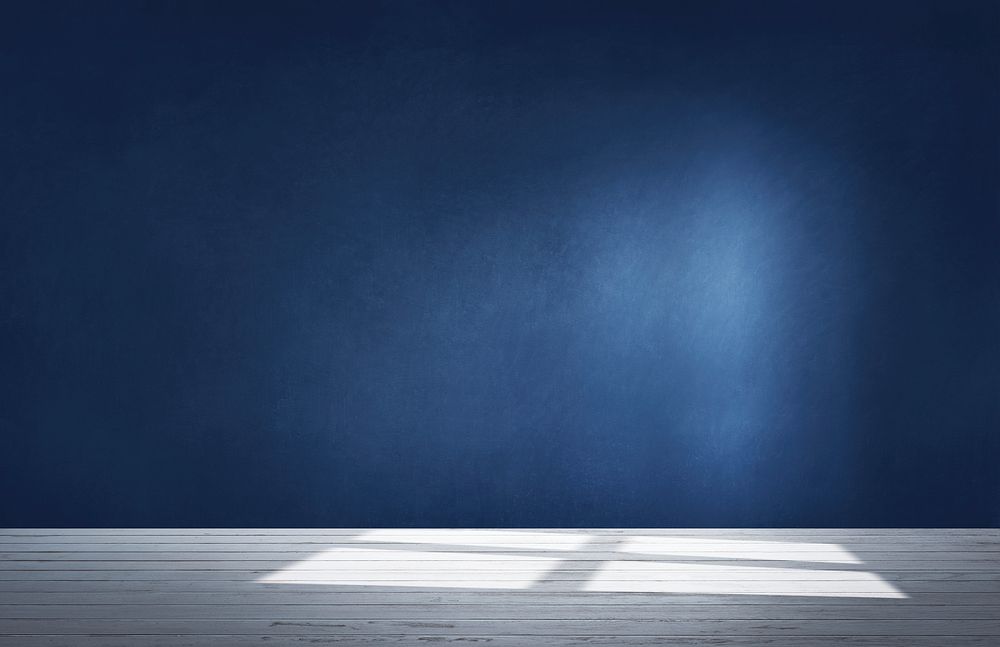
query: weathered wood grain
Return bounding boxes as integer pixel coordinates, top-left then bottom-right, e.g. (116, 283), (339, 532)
(0, 529), (997, 645)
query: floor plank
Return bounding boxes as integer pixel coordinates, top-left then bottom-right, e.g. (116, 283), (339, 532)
(2, 603), (1000, 620)
(0, 637), (997, 647)
(3, 617), (1000, 635)
(1, 529), (998, 645)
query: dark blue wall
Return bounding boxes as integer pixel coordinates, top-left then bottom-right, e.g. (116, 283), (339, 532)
(2, 1), (998, 527)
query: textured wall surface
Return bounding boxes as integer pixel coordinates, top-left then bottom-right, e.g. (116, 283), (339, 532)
(2, 1), (998, 527)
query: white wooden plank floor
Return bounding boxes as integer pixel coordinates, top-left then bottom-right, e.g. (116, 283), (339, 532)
(1, 529), (998, 646)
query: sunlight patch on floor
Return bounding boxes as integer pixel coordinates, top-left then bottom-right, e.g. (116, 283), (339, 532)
(355, 529), (592, 550)
(619, 536), (862, 563)
(584, 560), (907, 597)
(256, 530), (908, 598)
(256, 547), (563, 589)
